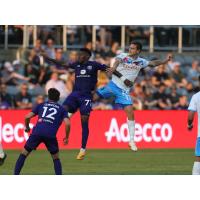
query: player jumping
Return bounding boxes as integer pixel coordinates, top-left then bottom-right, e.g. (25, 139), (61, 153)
(14, 88), (70, 175)
(93, 41), (172, 151)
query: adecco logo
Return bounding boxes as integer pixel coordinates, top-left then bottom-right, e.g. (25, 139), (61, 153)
(0, 117), (33, 143)
(105, 118), (173, 143)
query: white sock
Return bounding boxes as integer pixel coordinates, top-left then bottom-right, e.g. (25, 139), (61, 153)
(127, 120), (135, 143)
(0, 143), (5, 158)
(192, 161), (200, 175)
(80, 148), (86, 152)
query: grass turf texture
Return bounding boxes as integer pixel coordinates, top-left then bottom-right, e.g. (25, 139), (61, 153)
(0, 149), (194, 175)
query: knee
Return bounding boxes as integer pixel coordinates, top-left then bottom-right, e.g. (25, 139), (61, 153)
(81, 115), (89, 123)
(51, 153), (59, 160)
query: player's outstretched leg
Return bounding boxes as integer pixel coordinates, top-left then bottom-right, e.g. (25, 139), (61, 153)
(0, 143), (7, 166)
(124, 105), (138, 152)
(51, 153), (62, 175)
(14, 148), (30, 175)
(77, 115), (89, 160)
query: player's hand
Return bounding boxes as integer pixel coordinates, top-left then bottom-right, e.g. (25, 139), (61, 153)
(25, 127), (31, 132)
(106, 67), (115, 76)
(124, 79), (133, 87)
(63, 137), (69, 145)
(187, 124), (193, 131)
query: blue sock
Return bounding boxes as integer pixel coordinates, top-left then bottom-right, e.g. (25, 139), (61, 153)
(81, 120), (89, 149)
(53, 159), (62, 175)
(14, 154), (27, 175)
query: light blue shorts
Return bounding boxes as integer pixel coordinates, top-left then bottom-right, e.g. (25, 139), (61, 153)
(195, 137), (200, 157)
(96, 81), (133, 106)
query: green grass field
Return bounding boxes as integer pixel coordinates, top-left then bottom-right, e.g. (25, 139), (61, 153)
(0, 149), (194, 175)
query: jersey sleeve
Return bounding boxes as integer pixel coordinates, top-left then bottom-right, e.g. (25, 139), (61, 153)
(62, 108), (69, 119)
(115, 53), (126, 62)
(188, 95), (197, 112)
(31, 104), (41, 115)
(95, 62), (107, 71)
(140, 58), (149, 68)
(68, 62), (77, 69)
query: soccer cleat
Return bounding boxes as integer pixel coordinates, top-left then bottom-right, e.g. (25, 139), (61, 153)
(0, 154), (7, 166)
(129, 142), (138, 152)
(76, 151), (86, 160)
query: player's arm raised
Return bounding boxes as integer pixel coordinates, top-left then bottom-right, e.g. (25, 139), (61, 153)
(24, 112), (36, 132)
(41, 52), (69, 68)
(148, 55), (172, 68)
(63, 118), (70, 145)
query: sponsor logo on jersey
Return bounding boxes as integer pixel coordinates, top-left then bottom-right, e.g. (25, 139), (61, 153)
(80, 69), (86, 74)
(87, 65), (93, 70)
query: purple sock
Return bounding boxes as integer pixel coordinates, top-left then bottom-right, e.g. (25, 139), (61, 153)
(53, 159), (62, 175)
(14, 154), (27, 175)
(81, 120), (89, 149)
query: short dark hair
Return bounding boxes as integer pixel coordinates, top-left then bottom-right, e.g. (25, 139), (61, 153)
(48, 88), (60, 102)
(79, 48), (92, 57)
(130, 41), (142, 52)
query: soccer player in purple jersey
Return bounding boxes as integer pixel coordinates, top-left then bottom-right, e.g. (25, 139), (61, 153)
(42, 48), (109, 160)
(42, 48), (133, 160)
(14, 88), (70, 175)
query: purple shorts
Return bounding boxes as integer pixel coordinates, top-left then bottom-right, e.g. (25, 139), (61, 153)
(24, 134), (59, 155)
(63, 91), (92, 115)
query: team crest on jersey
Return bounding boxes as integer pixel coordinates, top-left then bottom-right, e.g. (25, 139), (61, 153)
(80, 69), (86, 74)
(123, 57), (132, 64)
(87, 65), (93, 70)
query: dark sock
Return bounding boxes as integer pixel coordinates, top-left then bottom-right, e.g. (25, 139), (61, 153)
(53, 159), (62, 175)
(81, 120), (89, 149)
(14, 154), (27, 175)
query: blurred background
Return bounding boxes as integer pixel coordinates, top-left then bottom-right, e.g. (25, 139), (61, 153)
(1, 25), (200, 111)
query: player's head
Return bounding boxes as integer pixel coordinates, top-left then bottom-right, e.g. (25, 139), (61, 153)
(129, 41), (142, 56)
(48, 88), (60, 102)
(78, 48), (91, 63)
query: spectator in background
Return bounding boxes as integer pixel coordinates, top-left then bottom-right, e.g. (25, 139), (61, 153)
(38, 66), (51, 86)
(1, 62), (29, 86)
(152, 84), (172, 110)
(171, 62), (188, 88)
(44, 38), (56, 59)
(15, 83), (32, 109)
(0, 83), (13, 109)
(187, 60), (200, 87)
(168, 87), (180, 109)
(152, 64), (170, 86)
(50, 48), (67, 74)
(175, 95), (188, 110)
(29, 39), (44, 66)
(24, 63), (39, 85)
(106, 41), (120, 58)
(45, 72), (69, 101)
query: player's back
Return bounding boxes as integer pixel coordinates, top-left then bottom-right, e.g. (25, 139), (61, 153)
(31, 101), (68, 138)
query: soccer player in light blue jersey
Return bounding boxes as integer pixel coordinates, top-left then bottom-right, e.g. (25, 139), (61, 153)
(94, 41), (172, 151)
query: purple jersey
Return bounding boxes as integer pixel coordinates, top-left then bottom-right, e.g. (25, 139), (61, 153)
(31, 101), (68, 138)
(69, 61), (106, 94)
